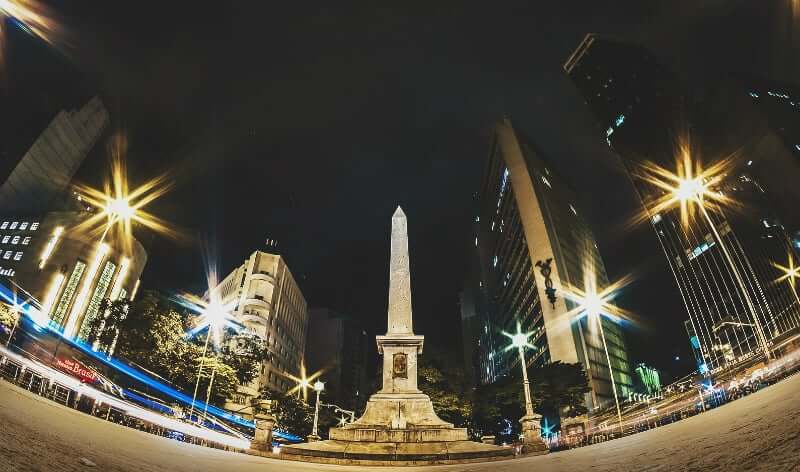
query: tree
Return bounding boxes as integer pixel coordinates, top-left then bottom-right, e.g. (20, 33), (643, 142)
(220, 332), (270, 385)
(85, 298), (130, 350)
(260, 389), (314, 438)
(473, 361), (591, 441)
(418, 356), (474, 432)
(0, 302), (17, 329)
(108, 290), (244, 405)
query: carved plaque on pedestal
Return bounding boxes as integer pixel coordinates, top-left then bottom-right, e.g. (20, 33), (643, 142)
(393, 353), (408, 379)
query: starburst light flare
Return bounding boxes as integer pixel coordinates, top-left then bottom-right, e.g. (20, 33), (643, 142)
(774, 253), (800, 301)
(501, 322), (535, 353)
(632, 141), (740, 229)
(0, 1), (64, 75)
(179, 291), (239, 349)
(285, 363), (324, 403)
(73, 134), (178, 254)
(561, 259), (636, 325)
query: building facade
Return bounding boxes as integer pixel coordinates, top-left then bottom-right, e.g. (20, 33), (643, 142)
(0, 210), (146, 344)
(209, 250), (308, 410)
(0, 97), (109, 214)
(468, 119), (633, 412)
(305, 308), (370, 412)
(564, 34), (800, 375)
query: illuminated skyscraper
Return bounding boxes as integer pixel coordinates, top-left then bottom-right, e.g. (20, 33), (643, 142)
(565, 35), (800, 374)
(467, 119), (633, 412)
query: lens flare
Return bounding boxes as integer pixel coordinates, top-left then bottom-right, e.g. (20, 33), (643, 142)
(73, 133), (179, 254)
(0, 1), (64, 75)
(631, 141), (740, 229)
(285, 363), (325, 403)
(774, 253), (800, 302)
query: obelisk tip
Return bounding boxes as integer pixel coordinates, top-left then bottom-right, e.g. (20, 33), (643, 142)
(393, 206), (406, 219)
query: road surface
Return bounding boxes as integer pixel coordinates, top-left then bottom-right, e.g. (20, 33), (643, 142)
(1, 374), (799, 471)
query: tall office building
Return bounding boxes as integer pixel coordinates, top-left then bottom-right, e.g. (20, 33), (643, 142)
(0, 97), (109, 214)
(741, 78), (800, 245)
(565, 35), (800, 375)
(467, 119), (633, 412)
(305, 308), (370, 412)
(208, 250), (308, 412)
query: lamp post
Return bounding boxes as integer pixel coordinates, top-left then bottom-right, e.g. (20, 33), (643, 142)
(503, 324), (548, 455)
(308, 380), (324, 442)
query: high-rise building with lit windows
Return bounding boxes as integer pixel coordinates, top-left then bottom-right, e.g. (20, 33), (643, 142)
(0, 97), (109, 214)
(466, 119), (633, 412)
(207, 250), (308, 413)
(565, 34), (800, 375)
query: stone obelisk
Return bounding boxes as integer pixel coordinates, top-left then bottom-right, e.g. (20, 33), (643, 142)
(279, 208), (515, 463)
(331, 206), (464, 437)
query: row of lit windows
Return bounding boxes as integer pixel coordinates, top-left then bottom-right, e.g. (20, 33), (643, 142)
(0, 221), (39, 231)
(2, 251), (23, 261)
(0, 235), (31, 245)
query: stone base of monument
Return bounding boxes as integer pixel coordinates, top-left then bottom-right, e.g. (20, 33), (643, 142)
(279, 393), (515, 465)
(278, 438), (515, 465)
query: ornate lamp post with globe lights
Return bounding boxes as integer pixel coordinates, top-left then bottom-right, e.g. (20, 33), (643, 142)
(502, 323), (548, 455)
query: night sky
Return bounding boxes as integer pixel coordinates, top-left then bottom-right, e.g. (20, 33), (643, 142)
(1, 1), (797, 379)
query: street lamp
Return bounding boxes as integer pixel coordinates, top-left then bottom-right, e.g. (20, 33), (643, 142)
(308, 380), (325, 442)
(638, 152), (772, 362)
(179, 288), (238, 422)
(502, 323), (548, 454)
(775, 255), (800, 307)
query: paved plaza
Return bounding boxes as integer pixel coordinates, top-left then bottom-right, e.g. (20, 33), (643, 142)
(2, 373), (799, 471)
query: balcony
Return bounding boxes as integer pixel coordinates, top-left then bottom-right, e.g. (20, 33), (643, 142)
(243, 296), (271, 311)
(250, 270), (275, 283)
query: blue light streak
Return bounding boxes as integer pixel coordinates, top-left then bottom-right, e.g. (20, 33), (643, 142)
(1, 280), (301, 442)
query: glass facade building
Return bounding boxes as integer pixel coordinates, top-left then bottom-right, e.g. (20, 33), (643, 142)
(565, 35), (800, 375)
(466, 119), (633, 412)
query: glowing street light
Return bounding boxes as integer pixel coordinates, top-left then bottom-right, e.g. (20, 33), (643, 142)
(309, 380), (325, 441)
(286, 363), (324, 404)
(502, 323), (536, 418)
(562, 265), (632, 437)
(775, 255), (800, 306)
(73, 150), (177, 255)
(637, 150), (772, 362)
(501, 323), (549, 453)
(177, 283), (239, 422)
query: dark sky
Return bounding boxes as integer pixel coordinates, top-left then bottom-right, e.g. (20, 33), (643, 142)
(1, 1), (797, 378)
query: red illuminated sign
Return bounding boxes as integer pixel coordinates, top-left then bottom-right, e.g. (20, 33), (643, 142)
(55, 358), (98, 383)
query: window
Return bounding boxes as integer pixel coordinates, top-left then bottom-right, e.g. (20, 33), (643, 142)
(569, 204), (577, 215)
(11, 236), (19, 245)
(13, 252), (22, 261)
(9, 222), (18, 229)
(19, 222), (28, 230)
(1, 236), (9, 244)
(0, 222), (7, 229)
(30, 222), (39, 231)
(22, 237), (30, 245)
(3, 251), (11, 259)
(541, 176), (552, 188)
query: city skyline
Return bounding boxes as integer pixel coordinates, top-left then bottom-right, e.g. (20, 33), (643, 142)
(1, 1), (796, 378)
